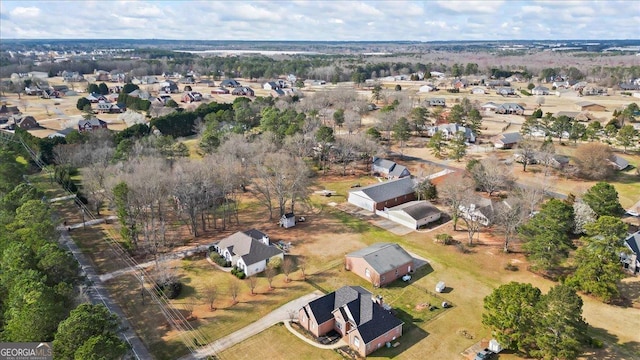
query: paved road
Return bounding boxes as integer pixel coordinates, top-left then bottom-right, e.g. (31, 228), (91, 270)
(59, 229), (153, 360)
(178, 290), (325, 360)
(99, 244), (210, 282)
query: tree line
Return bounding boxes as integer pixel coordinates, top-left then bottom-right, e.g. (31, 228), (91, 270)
(0, 145), (128, 359)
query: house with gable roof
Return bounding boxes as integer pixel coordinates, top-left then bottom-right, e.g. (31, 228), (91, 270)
(298, 286), (404, 357)
(348, 177), (416, 212)
(385, 201), (442, 229)
(212, 229), (283, 276)
(371, 158), (410, 179)
(495, 103), (525, 115)
(493, 132), (522, 149)
(345, 243), (414, 287)
(427, 123), (476, 143)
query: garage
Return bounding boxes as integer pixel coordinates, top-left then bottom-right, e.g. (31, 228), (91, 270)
(386, 201), (442, 229)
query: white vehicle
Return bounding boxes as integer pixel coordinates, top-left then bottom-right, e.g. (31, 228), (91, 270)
(402, 274), (411, 282)
(435, 281), (446, 293)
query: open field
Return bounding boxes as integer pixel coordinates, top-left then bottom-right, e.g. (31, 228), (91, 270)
(219, 324), (343, 360)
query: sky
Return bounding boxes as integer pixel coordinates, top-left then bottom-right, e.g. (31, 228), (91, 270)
(1, 0), (639, 41)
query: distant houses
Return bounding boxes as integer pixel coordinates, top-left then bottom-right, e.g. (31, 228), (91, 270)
(78, 117), (108, 132)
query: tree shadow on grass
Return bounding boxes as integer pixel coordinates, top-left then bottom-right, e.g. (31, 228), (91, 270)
(610, 279), (640, 308)
(584, 326), (640, 360)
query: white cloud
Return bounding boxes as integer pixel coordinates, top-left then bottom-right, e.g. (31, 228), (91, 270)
(10, 6), (41, 18)
(0, 1), (637, 41)
(436, 1), (503, 14)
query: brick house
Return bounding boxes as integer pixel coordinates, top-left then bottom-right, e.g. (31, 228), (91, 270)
(345, 243), (414, 287)
(298, 286), (404, 357)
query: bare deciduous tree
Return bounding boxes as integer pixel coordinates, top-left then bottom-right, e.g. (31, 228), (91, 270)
(298, 257), (307, 281)
(265, 266), (277, 290)
(248, 276), (257, 295)
(515, 140), (538, 172)
(573, 143), (614, 180)
(229, 280), (240, 305)
(439, 173), (476, 231)
(494, 197), (527, 252)
(204, 282), (217, 311)
(469, 156), (515, 196)
(282, 257), (295, 283)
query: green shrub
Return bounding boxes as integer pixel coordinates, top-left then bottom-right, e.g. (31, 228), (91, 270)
(155, 280), (182, 299)
(520, 89), (531, 96)
(435, 233), (453, 245)
(504, 263), (519, 271)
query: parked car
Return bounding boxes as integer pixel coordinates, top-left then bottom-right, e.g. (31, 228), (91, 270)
(435, 281), (446, 293)
(474, 349), (496, 360)
(402, 274), (411, 282)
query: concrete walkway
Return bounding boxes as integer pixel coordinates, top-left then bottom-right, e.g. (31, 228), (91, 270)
(178, 291), (325, 360)
(283, 320), (346, 349)
(59, 229), (153, 360)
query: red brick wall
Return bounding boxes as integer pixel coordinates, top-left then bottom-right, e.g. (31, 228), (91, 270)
(378, 261), (413, 287)
(374, 193), (416, 211)
(363, 324), (404, 356)
(298, 306), (333, 337)
(345, 256), (379, 286)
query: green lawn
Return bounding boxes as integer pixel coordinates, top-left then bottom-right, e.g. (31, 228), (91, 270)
(219, 324), (343, 360)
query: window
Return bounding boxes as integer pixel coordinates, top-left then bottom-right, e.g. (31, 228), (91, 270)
(353, 336), (360, 348)
(336, 321), (342, 330)
(365, 268), (371, 278)
(381, 275), (385, 282)
(395, 269), (398, 276)
(311, 321), (316, 329)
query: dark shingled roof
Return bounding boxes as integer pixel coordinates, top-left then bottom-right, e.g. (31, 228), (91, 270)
(243, 229), (268, 242)
(372, 158), (396, 171)
(346, 243), (413, 275)
(306, 286), (403, 343)
(626, 232), (640, 255)
(350, 177), (415, 203)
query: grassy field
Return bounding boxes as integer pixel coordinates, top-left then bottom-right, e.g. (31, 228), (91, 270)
(219, 324), (343, 360)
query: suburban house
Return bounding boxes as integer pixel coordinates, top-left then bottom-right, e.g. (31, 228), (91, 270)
(481, 102), (498, 113)
(609, 154), (630, 171)
(371, 158), (410, 179)
(471, 87), (486, 95)
(345, 243), (414, 287)
(459, 198), (494, 226)
(232, 87), (255, 96)
(78, 117), (108, 132)
(384, 201), (442, 229)
(493, 132), (522, 149)
(96, 101), (124, 114)
(427, 98), (446, 107)
(531, 86), (550, 95)
(85, 93), (109, 103)
(16, 115), (39, 130)
(181, 91), (203, 103)
(487, 80), (510, 88)
(221, 79), (241, 88)
(211, 87), (230, 95)
(622, 231), (640, 274)
(159, 81), (179, 94)
(496, 87), (516, 96)
(495, 103), (525, 115)
(576, 101), (606, 112)
(212, 229), (284, 276)
(418, 84), (436, 93)
(348, 177), (416, 212)
(427, 123), (476, 143)
(48, 128), (76, 139)
(263, 81), (281, 90)
(298, 286), (404, 357)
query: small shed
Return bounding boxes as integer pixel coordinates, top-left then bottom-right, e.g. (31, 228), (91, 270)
(280, 213), (296, 228)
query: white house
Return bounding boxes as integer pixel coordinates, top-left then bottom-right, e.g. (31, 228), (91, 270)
(531, 86), (550, 95)
(418, 85), (436, 93)
(459, 198), (494, 226)
(427, 124), (476, 143)
(263, 81), (280, 90)
(372, 157), (411, 179)
(213, 229), (284, 276)
(386, 201), (442, 229)
(471, 87), (486, 95)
